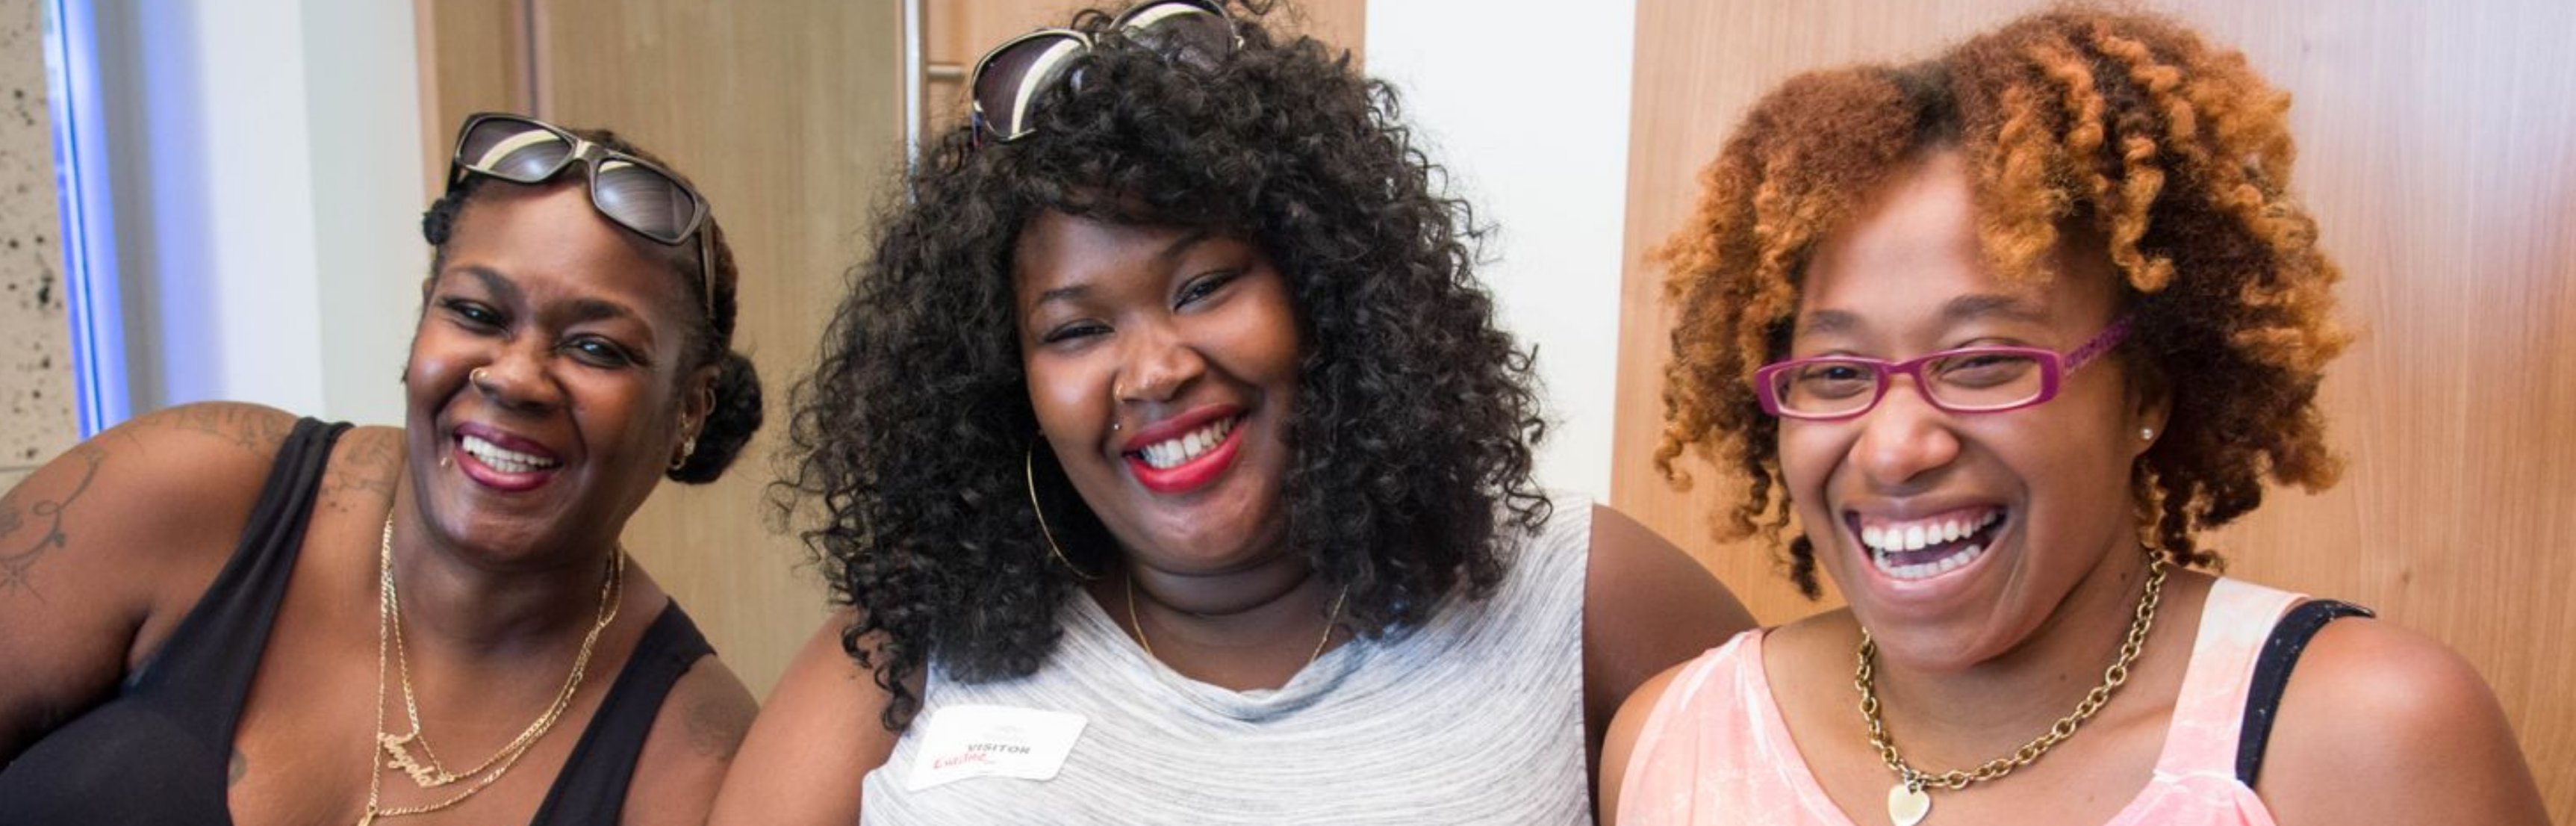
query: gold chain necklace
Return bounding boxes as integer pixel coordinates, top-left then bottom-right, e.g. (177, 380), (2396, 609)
(1855, 553), (2166, 826)
(361, 513), (623, 825)
(1124, 571), (1346, 666)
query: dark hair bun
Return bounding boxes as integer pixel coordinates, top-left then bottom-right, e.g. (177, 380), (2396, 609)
(670, 350), (763, 483)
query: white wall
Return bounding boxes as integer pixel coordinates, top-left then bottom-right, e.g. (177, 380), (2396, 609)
(1366, 0), (1637, 502)
(91, 0), (423, 426)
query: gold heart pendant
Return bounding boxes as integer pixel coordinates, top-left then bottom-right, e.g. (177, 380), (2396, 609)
(1887, 783), (1932, 826)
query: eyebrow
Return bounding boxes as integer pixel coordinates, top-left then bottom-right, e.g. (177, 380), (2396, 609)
(449, 264), (644, 326)
(1028, 229), (1222, 308)
(566, 297), (641, 325)
(452, 264), (523, 305)
(1796, 293), (2048, 336)
(1939, 293), (2049, 326)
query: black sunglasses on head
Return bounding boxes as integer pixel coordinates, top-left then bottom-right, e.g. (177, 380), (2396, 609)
(968, 0), (1240, 146)
(444, 113), (718, 316)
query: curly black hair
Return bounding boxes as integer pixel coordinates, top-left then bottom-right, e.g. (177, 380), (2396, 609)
(780, 0), (1552, 729)
(421, 123), (763, 482)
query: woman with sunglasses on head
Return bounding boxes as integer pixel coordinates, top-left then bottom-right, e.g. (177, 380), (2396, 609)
(712, 1), (1752, 824)
(1602, 9), (2547, 826)
(0, 114), (764, 825)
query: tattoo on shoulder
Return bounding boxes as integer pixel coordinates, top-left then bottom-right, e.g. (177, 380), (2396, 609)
(155, 404), (293, 457)
(0, 444), (105, 600)
(228, 748), (249, 786)
(685, 693), (757, 763)
(321, 429), (402, 514)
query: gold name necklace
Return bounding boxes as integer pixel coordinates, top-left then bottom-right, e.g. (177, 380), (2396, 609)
(360, 513), (623, 825)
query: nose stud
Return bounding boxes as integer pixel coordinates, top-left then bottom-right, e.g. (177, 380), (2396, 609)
(470, 367), (491, 385)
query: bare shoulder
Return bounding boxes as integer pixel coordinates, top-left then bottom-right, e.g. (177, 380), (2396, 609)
(2257, 616), (2550, 825)
(317, 425), (405, 517)
(0, 402), (301, 760)
(44, 402), (305, 530)
(131, 401), (303, 457)
(709, 609), (915, 826)
(1599, 662), (1693, 826)
(623, 651), (759, 826)
(1584, 503), (1756, 695)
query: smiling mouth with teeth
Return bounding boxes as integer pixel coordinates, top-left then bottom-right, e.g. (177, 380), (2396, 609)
(1134, 415), (1237, 470)
(460, 433), (562, 475)
(1854, 507), (2006, 581)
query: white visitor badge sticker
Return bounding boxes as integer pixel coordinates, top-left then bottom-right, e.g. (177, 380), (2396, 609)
(904, 704), (1090, 792)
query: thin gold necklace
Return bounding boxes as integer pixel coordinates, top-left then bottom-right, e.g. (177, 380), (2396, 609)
(1855, 553), (2166, 826)
(1124, 571), (1346, 666)
(361, 513), (623, 825)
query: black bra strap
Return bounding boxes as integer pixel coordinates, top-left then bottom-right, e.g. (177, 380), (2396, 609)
(2234, 598), (2373, 786)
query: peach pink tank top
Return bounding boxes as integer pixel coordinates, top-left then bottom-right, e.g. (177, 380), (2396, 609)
(1617, 578), (2303, 826)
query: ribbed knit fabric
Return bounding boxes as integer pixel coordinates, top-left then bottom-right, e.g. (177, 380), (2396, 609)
(862, 503), (1595, 825)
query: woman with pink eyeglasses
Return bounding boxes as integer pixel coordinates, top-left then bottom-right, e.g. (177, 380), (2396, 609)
(1605, 9), (2546, 826)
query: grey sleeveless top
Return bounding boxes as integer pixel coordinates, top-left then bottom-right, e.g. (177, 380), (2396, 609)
(861, 502), (1594, 825)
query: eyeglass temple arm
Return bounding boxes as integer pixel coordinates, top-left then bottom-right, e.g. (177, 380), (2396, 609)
(2063, 318), (2133, 371)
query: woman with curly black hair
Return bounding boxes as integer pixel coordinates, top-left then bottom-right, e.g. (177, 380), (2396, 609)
(712, 1), (1750, 823)
(1603, 8), (2545, 826)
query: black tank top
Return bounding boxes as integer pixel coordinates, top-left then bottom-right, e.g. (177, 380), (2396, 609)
(0, 418), (716, 825)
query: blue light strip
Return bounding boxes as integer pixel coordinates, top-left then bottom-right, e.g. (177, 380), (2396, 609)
(41, 0), (129, 436)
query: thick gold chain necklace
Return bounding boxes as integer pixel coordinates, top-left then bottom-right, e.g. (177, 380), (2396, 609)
(1124, 571), (1346, 666)
(361, 513), (623, 825)
(1854, 553), (2166, 826)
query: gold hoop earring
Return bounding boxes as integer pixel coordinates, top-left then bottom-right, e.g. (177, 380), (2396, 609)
(1024, 441), (1099, 580)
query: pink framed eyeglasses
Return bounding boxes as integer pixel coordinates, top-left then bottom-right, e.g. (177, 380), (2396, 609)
(1753, 318), (2132, 420)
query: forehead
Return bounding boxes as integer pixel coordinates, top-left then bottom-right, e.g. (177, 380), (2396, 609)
(1012, 211), (1226, 291)
(443, 182), (690, 310)
(1797, 152), (2118, 337)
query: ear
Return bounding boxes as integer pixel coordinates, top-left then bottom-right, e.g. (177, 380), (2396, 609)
(678, 361), (721, 441)
(2125, 363), (2172, 458)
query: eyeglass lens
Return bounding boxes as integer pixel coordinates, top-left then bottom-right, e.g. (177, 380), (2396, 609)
(456, 117), (699, 245)
(973, 1), (1233, 142)
(1773, 351), (2048, 417)
(1116, 1), (1233, 62)
(974, 34), (1089, 141)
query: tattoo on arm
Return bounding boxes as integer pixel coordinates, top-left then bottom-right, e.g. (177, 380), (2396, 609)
(320, 430), (401, 514)
(157, 404), (293, 457)
(228, 748), (248, 786)
(0, 445), (104, 600)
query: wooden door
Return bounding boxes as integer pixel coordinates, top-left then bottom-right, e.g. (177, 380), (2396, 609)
(1611, 0), (2576, 816)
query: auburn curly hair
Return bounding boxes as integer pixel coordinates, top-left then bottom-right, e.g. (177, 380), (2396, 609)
(780, 0), (1549, 729)
(1657, 7), (2349, 597)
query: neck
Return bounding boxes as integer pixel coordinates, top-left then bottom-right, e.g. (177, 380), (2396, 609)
(1104, 550), (1343, 686)
(389, 482), (623, 656)
(1867, 544), (2158, 758)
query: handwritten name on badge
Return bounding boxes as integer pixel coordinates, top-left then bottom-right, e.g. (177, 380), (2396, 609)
(906, 705), (1089, 792)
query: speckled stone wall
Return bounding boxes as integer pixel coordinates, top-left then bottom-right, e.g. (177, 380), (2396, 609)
(1, 0), (77, 491)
